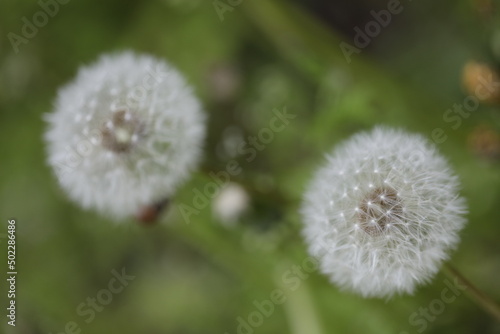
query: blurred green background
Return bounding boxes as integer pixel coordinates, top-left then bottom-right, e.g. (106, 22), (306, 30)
(1, 0), (500, 333)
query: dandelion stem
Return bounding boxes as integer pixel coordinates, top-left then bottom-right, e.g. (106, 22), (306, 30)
(281, 279), (324, 334)
(444, 263), (500, 321)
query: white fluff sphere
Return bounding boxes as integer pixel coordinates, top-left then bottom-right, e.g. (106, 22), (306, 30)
(301, 127), (467, 298)
(212, 182), (250, 226)
(45, 51), (206, 219)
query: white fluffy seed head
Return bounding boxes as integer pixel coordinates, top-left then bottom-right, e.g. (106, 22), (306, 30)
(301, 127), (467, 298)
(45, 51), (206, 219)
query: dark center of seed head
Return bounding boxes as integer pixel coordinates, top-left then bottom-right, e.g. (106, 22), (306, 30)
(101, 110), (141, 153)
(357, 187), (402, 236)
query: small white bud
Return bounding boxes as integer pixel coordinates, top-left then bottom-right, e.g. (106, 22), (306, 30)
(212, 183), (250, 226)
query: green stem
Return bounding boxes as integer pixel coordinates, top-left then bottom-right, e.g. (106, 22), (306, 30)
(282, 281), (324, 334)
(443, 263), (500, 321)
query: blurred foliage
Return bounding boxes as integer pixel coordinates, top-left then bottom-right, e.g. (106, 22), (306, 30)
(1, 0), (500, 333)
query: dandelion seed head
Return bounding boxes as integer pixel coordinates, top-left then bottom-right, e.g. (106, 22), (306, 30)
(301, 127), (467, 298)
(45, 51), (206, 219)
